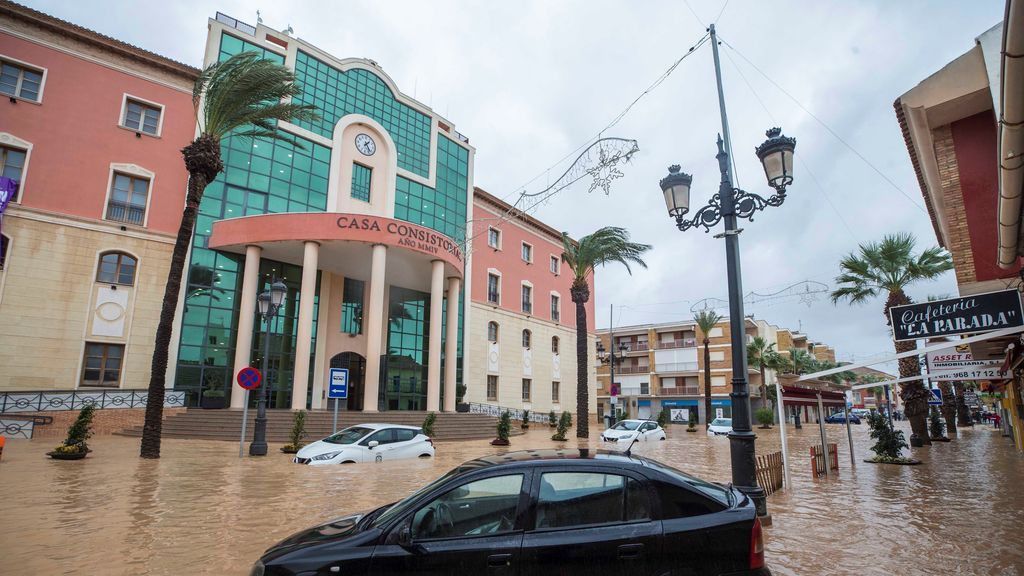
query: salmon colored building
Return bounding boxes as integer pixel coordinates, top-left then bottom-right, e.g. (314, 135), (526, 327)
(0, 1), (198, 392)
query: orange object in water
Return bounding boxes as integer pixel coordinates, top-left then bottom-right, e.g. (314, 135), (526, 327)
(0, 436), (5, 461)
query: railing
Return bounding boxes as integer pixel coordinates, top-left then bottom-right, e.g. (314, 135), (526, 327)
(0, 389), (187, 413)
(655, 362), (699, 373)
(810, 443), (839, 478)
(656, 339), (697, 349)
(617, 365), (650, 374)
(105, 202), (145, 225)
(756, 451), (785, 495)
(468, 402), (550, 424)
(1, 418), (34, 439)
(659, 386), (701, 396)
(622, 341), (649, 352)
(215, 11), (257, 35)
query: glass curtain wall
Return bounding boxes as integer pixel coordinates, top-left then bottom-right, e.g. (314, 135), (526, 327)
(383, 287), (430, 410)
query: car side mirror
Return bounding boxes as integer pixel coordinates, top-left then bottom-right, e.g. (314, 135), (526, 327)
(397, 521), (412, 547)
(368, 440), (379, 449)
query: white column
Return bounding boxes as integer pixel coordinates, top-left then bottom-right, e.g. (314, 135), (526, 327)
(291, 241), (320, 410)
(426, 260), (445, 412)
(231, 245), (262, 409)
(443, 276), (461, 412)
(363, 244), (387, 412)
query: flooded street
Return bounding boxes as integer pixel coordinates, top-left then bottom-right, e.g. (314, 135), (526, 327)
(2, 421), (1022, 575)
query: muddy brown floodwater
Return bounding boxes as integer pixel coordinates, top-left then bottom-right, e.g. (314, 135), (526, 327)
(1, 421), (1022, 575)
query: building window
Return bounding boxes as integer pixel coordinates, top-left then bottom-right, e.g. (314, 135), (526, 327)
(521, 242), (533, 263)
(106, 173), (149, 225)
(551, 336), (559, 354)
(551, 294), (560, 322)
(522, 378), (531, 401)
(487, 273), (500, 304)
(81, 343), (124, 387)
(487, 375), (498, 400)
(640, 382), (650, 395)
(521, 284), (532, 314)
(488, 228), (501, 249)
(1, 145), (27, 202)
(487, 321), (499, 343)
(552, 381), (559, 403)
(0, 59), (43, 102)
(351, 162), (372, 202)
(122, 97), (162, 136)
(341, 277), (365, 334)
(96, 252), (137, 286)
(550, 255), (560, 274)
(522, 329), (532, 349)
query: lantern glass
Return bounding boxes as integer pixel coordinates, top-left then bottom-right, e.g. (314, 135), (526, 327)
(659, 165), (693, 217)
(270, 280), (288, 308)
(257, 292), (271, 316)
(761, 148), (794, 188)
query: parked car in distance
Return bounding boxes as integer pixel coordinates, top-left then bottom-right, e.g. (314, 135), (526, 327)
(850, 408), (870, 419)
(601, 419), (667, 442)
(824, 412), (861, 425)
(707, 418), (733, 436)
(293, 424), (434, 465)
(254, 449), (770, 576)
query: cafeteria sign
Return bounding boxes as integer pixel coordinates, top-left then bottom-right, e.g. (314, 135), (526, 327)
(889, 289), (1024, 342)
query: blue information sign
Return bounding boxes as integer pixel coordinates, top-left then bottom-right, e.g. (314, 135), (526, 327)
(328, 368), (349, 399)
(928, 388), (943, 406)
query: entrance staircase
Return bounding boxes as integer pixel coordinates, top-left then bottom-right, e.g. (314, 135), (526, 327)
(116, 409), (504, 442)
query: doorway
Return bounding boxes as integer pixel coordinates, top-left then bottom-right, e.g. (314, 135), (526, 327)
(329, 352), (366, 411)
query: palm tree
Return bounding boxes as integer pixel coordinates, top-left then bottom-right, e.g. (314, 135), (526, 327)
(746, 336), (779, 410)
(561, 227), (651, 438)
(694, 309), (723, 427)
(140, 52), (319, 459)
(831, 232), (953, 445)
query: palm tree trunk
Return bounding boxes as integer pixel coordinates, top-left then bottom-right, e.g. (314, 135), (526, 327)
(953, 381), (973, 427)
(703, 339), (712, 427)
(759, 364), (768, 410)
(885, 290), (930, 445)
(937, 380), (956, 435)
(141, 135), (222, 459)
(571, 284), (590, 439)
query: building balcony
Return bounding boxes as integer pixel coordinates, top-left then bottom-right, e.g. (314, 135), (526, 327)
(616, 365), (650, 375)
(656, 339), (697, 350)
(654, 361), (699, 373)
(659, 386), (700, 396)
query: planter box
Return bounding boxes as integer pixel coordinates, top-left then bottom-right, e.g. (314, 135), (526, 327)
(48, 451), (87, 460)
(455, 403), (470, 413)
(200, 396), (227, 409)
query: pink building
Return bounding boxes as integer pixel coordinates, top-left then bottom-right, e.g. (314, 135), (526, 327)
(464, 187), (597, 420)
(0, 0), (198, 392)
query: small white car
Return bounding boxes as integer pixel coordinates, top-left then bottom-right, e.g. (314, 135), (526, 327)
(293, 423), (434, 465)
(707, 418), (733, 436)
(600, 419), (667, 443)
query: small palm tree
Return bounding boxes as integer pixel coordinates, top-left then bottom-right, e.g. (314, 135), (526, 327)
(831, 232), (952, 445)
(747, 336), (779, 410)
(694, 309), (722, 427)
(140, 52), (319, 459)
(561, 227), (651, 439)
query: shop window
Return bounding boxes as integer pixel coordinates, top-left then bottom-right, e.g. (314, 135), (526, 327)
(1, 145), (27, 202)
(0, 58), (44, 102)
(351, 162), (372, 202)
(342, 277), (365, 334)
(96, 252), (137, 286)
(106, 173), (150, 226)
(121, 96), (162, 136)
(487, 321), (499, 343)
(81, 342), (124, 387)
(487, 375), (498, 401)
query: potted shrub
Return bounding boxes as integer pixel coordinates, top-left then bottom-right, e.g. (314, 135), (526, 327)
(548, 410), (557, 428)
(521, 409), (530, 430)
(280, 410), (308, 454)
(201, 388), (226, 409)
(48, 405), (95, 460)
(864, 411), (920, 464)
(421, 412), (437, 438)
(491, 411), (512, 446)
(552, 411), (571, 441)
(656, 408), (669, 429)
(929, 407), (950, 442)
(455, 383), (470, 413)
(687, 410), (698, 433)
(755, 407), (774, 429)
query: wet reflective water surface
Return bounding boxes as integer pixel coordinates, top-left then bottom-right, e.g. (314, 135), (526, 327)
(2, 421), (1022, 575)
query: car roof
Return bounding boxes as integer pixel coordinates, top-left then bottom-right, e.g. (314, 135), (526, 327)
(347, 423), (422, 431)
(453, 449), (648, 474)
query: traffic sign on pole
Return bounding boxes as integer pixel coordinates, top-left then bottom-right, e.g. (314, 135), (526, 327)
(328, 368), (349, 399)
(237, 367), (262, 390)
(928, 388), (943, 406)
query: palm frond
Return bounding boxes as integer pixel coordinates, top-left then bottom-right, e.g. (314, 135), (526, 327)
(832, 232), (950, 306)
(694, 309), (723, 335)
(560, 227), (651, 284)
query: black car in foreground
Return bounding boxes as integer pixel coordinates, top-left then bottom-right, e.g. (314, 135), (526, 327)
(252, 449), (770, 576)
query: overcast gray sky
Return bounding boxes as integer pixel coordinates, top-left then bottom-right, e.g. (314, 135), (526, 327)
(28, 0), (1006, 368)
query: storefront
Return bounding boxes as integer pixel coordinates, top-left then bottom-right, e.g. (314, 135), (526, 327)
(660, 399), (698, 425)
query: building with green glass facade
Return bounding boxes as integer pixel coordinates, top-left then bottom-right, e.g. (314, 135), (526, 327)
(169, 14), (472, 412)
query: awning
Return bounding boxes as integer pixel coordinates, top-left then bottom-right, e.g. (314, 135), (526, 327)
(781, 386), (846, 407)
(661, 399), (698, 407)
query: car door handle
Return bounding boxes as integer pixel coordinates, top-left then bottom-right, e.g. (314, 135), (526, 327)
(487, 553), (512, 567)
(617, 543), (644, 559)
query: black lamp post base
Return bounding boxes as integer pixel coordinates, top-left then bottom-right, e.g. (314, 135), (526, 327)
(736, 484), (769, 519)
(249, 441), (268, 456)
(250, 416), (269, 456)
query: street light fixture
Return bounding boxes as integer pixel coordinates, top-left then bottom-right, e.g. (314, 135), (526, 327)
(659, 127), (795, 519)
(596, 338), (629, 427)
(250, 279), (288, 456)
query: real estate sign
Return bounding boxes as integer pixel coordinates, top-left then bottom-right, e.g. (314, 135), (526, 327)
(889, 290), (1023, 342)
(928, 365), (1008, 381)
(926, 345), (989, 371)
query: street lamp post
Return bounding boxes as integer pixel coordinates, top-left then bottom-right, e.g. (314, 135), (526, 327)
(658, 65), (795, 520)
(597, 331), (629, 429)
(249, 279), (288, 456)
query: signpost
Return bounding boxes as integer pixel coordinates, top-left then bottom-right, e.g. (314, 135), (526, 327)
(928, 388), (943, 406)
(328, 368), (349, 434)
(889, 289), (1023, 342)
(236, 367), (261, 458)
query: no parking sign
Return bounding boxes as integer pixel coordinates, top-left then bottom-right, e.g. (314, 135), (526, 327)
(237, 367), (262, 390)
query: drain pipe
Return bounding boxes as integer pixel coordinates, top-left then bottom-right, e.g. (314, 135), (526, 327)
(997, 0), (1024, 268)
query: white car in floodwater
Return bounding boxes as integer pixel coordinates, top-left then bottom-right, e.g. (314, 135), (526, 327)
(707, 418), (733, 436)
(293, 424), (434, 465)
(601, 419), (667, 443)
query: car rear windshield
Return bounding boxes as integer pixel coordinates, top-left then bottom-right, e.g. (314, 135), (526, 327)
(612, 421), (640, 431)
(643, 460), (732, 507)
(323, 427), (373, 445)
